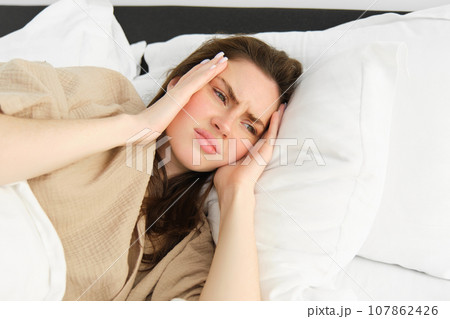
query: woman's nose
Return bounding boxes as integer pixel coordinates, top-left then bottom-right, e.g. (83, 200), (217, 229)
(211, 114), (233, 138)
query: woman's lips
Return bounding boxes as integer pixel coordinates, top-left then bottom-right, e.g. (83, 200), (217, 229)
(194, 128), (221, 155)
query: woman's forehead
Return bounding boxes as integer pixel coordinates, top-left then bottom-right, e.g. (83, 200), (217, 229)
(218, 59), (280, 124)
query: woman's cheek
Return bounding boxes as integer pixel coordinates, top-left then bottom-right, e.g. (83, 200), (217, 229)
(184, 89), (211, 115)
(234, 141), (249, 162)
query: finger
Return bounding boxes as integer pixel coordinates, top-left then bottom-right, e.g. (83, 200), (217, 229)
(186, 61), (207, 73)
(279, 103), (286, 121)
(207, 52), (227, 70)
(200, 52), (228, 81)
(262, 110), (280, 140)
(169, 53), (228, 103)
(178, 52), (228, 87)
(234, 112), (281, 181)
(176, 60), (208, 81)
(277, 103), (286, 134)
(189, 52), (226, 75)
(246, 111), (280, 166)
(192, 52), (228, 82)
(182, 56), (213, 76)
(229, 107), (284, 183)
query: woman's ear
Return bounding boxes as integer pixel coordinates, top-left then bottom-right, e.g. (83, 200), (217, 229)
(168, 76), (181, 90)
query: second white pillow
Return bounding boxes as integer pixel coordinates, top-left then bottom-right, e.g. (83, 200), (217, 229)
(205, 42), (406, 300)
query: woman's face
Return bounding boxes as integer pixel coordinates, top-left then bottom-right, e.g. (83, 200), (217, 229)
(164, 58), (280, 175)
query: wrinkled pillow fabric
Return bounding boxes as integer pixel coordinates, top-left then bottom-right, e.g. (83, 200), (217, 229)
(206, 43), (404, 300)
(0, 0), (141, 80)
(291, 5), (450, 280)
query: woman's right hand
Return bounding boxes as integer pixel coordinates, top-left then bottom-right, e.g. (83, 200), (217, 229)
(132, 52), (228, 138)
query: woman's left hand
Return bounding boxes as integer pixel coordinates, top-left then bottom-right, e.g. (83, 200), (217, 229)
(213, 103), (286, 200)
(201, 103), (285, 301)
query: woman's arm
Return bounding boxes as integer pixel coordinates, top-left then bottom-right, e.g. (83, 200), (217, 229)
(0, 113), (136, 185)
(199, 104), (285, 301)
(0, 54), (228, 185)
(199, 186), (260, 301)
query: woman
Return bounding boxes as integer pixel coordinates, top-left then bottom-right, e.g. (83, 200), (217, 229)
(0, 35), (302, 300)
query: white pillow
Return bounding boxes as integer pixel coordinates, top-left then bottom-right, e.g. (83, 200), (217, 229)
(141, 37), (404, 300)
(330, 7), (450, 281)
(281, 5), (450, 281)
(0, 0), (142, 80)
(209, 43), (404, 300)
(141, 4), (450, 290)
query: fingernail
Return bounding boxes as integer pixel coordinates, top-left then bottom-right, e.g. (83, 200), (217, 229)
(218, 57), (228, 64)
(200, 59), (210, 64)
(214, 51), (225, 59)
(209, 64), (217, 70)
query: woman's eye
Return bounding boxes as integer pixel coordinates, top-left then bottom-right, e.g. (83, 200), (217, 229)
(214, 89), (227, 104)
(244, 123), (257, 135)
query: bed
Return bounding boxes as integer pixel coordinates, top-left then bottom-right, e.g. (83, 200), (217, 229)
(0, 0), (449, 301)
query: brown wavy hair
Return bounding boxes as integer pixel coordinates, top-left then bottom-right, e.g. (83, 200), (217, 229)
(140, 35), (303, 268)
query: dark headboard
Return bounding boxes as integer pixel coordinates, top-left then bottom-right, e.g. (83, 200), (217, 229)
(0, 5), (407, 43)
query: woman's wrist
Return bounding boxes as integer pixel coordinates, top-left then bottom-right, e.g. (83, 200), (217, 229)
(218, 185), (256, 223)
(119, 111), (164, 146)
(116, 113), (144, 145)
(218, 183), (254, 203)
(131, 94), (186, 136)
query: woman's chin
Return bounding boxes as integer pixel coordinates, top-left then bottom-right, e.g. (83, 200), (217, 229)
(183, 161), (225, 173)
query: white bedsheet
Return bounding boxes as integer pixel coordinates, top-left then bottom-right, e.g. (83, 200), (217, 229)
(334, 256), (450, 301)
(0, 181), (66, 300)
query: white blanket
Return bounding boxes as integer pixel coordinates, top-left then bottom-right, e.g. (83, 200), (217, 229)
(0, 181), (66, 300)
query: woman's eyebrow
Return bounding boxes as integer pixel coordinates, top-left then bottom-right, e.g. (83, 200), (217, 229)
(216, 76), (265, 129)
(246, 112), (265, 130)
(217, 76), (239, 105)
